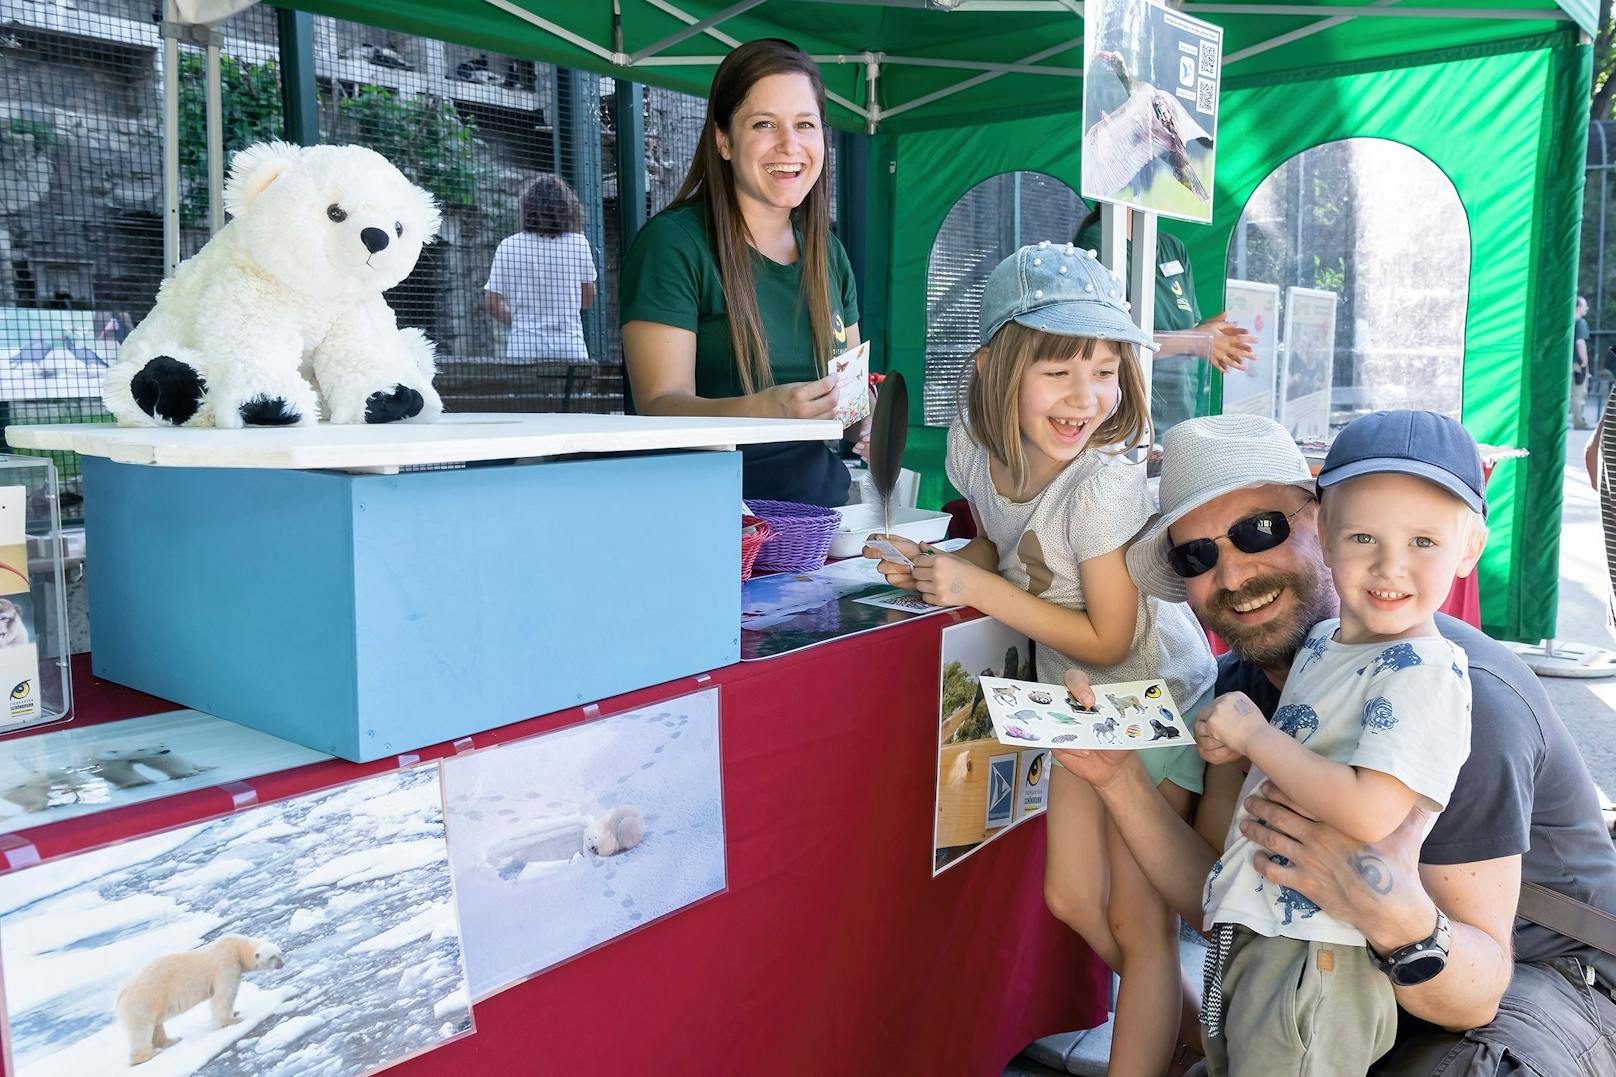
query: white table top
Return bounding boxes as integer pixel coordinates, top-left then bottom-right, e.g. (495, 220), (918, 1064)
(4, 414), (845, 472)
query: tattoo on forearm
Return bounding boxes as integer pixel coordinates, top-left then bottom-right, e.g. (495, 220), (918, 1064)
(1352, 853), (1394, 895)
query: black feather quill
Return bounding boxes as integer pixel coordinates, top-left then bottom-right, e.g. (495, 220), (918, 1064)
(867, 371), (909, 539)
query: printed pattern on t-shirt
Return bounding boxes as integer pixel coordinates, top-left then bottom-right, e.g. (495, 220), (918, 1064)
(1203, 620), (1472, 944)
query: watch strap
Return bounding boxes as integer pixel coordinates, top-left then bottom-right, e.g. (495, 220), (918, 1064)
(1367, 909), (1450, 974)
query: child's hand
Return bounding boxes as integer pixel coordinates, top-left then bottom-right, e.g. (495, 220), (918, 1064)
(862, 534), (923, 590)
(1196, 691), (1264, 764)
(911, 546), (988, 608)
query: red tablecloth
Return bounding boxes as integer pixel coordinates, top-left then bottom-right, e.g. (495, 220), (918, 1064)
(3, 617), (1106, 1077)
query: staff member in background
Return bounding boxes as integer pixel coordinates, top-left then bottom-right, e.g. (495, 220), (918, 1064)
(1074, 206), (1253, 439)
(485, 175), (598, 362)
(620, 38), (861, 507)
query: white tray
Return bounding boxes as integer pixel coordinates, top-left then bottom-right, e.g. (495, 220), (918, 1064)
(828, 504), (952, 560)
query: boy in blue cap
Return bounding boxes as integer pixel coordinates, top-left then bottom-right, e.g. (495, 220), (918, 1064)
(1189, 410), (1488, 1076)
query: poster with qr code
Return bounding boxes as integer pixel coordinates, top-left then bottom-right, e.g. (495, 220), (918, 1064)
(1082, 0), (1223, 223)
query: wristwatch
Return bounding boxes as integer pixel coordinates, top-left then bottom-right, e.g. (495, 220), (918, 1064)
(1367, 909), (1451, 986)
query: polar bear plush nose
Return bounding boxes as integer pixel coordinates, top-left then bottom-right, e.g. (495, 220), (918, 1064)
(360, 226), (390, 254)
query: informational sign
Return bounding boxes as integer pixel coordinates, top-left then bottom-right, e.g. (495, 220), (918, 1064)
(1221, 280), (1281, 418)
(1082, 0), (1223, 223)
(1281, 287), (1340, 443)
(932, 618), (1046, 876)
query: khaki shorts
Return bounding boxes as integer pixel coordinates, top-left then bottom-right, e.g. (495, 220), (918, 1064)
(1204, 926), (1397, 1077)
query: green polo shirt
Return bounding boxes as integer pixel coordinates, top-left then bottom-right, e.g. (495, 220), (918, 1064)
(1074, 221), (1201, 331)
(621, 199), (859, 506)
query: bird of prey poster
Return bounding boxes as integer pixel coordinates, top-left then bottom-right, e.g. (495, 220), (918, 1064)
(1082, 0), (1223, 223)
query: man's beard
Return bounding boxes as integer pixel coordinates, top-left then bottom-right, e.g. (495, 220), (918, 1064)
(1200, 569), (1335, 670)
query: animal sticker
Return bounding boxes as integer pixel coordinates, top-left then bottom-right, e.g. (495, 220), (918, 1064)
(978, 676), (1189, 750)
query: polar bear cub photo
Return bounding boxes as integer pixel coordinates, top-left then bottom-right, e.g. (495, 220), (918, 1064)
(585, 805), (645, 857)
(115, 933), (284, 1066)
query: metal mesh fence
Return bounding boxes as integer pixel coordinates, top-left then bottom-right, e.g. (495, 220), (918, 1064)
(922, 171), (1082, 426)
(2, 4), (846, 509)
(0, 2), (285, 514)
(313, 20), (624, 416)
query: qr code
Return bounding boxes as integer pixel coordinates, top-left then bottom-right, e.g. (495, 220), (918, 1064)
(1196, 76), (1215, 115)
(1198, 39), (1218, 77)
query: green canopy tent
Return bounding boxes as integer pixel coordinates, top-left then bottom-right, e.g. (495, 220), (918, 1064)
(268, 0), (1590, 642)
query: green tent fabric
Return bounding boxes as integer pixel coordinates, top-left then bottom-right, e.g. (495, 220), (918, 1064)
(281, 1), (1585, 133)
(274, 0), (1590, 641)
(887, 30), (1589, 642)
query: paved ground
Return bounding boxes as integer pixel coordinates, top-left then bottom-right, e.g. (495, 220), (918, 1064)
(1004, 430), (1616, 1076)
(1540, 427), (1616, 794)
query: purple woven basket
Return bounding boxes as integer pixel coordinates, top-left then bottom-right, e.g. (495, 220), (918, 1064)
(749, 499), (841, 573)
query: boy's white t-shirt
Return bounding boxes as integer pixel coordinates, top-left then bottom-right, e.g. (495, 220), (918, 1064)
(484, 231), (598, 361)
(1203, 619), (1473, 945)
(944, 422), (1215, 712)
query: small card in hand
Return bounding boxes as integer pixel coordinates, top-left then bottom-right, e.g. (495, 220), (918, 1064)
(865, 538), (913, 568)
(978, 676), (1190, 750)
(831, 340), (872, 426)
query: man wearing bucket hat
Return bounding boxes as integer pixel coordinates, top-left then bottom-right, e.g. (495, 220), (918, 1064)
(1054, 412), (1616, 1073)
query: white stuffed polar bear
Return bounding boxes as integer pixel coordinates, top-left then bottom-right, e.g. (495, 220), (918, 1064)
(103, 141), (444, 428)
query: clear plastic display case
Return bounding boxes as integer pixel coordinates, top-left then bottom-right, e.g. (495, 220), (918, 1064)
(0, 454), (72, 732)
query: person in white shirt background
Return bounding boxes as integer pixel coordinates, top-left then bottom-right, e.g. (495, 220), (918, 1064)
(484, 174), (599, 363)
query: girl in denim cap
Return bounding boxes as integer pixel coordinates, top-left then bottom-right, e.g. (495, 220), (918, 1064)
(868, 242), (1216, 1076)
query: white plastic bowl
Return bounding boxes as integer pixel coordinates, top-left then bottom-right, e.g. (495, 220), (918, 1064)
(827, 504), (953, 560)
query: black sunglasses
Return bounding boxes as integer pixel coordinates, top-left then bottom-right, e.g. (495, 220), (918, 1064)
(1167, 505), (1309, 579)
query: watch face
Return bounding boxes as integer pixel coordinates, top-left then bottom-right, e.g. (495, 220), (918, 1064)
(1392, 952), (1446, 987)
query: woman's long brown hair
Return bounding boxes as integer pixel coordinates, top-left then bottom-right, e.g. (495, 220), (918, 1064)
(671, 38), (834, 395)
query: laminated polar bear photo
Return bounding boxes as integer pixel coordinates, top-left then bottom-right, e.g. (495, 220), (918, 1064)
(102, 141), (444, 428)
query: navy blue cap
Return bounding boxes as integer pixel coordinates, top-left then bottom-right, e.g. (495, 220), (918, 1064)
(1317, 410), (1486, 519)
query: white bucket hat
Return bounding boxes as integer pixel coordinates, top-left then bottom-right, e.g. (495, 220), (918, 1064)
(1126, 415), (1316, 603)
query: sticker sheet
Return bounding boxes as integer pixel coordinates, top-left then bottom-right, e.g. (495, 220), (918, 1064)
(0, 765), (472, 1077)
(830, 340), (872, 426)
(979, 676), (1191, 750)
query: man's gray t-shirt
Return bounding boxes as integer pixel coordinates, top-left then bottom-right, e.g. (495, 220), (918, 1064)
(1216, 613), (1616, 979)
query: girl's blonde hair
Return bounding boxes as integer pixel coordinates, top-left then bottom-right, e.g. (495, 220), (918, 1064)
(962, 321), (1152, 494)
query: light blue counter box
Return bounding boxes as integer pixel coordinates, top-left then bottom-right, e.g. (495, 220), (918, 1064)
(83, 451), (741, 761)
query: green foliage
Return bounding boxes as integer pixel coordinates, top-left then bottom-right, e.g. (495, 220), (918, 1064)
(328, 87), (479, 206)
(941, 661), (974, 717)
(8, 118), (56, 146)
(1313, 254), (1346, 292)
(177, 52), (284, 223)
(175, 56), (481, 221)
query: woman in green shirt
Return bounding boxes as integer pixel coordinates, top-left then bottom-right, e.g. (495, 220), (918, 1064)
(1074, 207), (1252, 439)
(621, 39), (860, 507)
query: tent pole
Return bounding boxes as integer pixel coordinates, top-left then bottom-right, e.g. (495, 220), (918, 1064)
(276, 8), (319, 146)
(865, 54), (881, 134)
(478, 0), (618, 63)
(1225, 0), (1405, 66)
(205, 35), (224, 236)
(615, 81), (647, 252)
(1131, 211), (1157, 434)
(628, 0), (768, 64)
(161, 0), (180, 277)
(634, 0), (868, 120)
(878, 36), (1082, 122)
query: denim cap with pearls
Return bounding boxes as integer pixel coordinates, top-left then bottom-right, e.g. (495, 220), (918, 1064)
(979, 240), (1159, 351)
